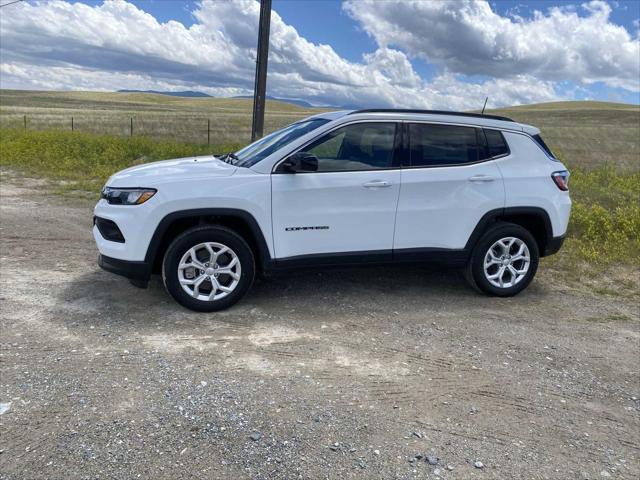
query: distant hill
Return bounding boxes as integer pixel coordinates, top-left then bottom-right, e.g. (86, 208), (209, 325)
(117, 89), (211, 98)
(231, 95), (317, 108)
(116, 90), (327, 108)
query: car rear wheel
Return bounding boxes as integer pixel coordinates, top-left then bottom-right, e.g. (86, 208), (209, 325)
(466, 222), (539, 297)
(162, 226), (255, 311)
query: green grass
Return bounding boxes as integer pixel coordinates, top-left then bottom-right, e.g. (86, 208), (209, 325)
(0, 128), (241, 192)
(560, 162), (639, 266)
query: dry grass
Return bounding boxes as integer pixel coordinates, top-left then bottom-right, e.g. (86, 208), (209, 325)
(489, 101), (640, 171)
(0, 89), (326, 144)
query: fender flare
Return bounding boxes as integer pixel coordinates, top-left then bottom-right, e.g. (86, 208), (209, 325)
(464, 207), (553, 252)
(144, 208), (273, 270)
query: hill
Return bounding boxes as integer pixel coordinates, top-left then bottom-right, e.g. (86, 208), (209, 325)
(117, 89), (212, 98)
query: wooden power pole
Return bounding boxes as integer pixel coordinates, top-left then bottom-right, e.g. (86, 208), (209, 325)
(251, 0), (272, 141)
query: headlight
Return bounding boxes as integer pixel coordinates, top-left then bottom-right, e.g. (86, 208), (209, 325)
(101, 187), (157, 205)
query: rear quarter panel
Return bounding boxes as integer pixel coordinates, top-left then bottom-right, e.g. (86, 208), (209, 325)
(495, 132), (571, 237)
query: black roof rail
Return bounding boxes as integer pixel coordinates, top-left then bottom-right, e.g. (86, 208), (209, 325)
(347, 109), (514, 122)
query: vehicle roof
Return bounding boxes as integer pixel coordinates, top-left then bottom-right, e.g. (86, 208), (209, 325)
(313, 109), (535, 133)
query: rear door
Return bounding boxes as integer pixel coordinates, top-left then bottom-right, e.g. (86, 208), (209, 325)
(393, 123), (506, 251)
(271, 122), (401, 259)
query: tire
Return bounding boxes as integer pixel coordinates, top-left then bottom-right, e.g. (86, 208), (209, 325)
(466, 222), (539, 297)
(162, 225), (255, 312)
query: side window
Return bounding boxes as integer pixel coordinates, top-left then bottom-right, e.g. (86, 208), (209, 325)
(483, 129), (509, 158)
(532, 133), (556, 159)
(409, 124), (484, 166)
(304, 122), (397, 171)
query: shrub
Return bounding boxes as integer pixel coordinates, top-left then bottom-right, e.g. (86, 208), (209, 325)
(0, 128), (241, 192)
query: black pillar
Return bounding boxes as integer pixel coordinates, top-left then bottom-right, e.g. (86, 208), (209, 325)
(251, 0), (272, 141)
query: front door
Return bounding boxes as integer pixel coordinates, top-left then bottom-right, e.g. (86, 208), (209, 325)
(271, 122), (401, 260)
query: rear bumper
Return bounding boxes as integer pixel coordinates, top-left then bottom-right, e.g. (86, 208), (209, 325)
(542, 234), (566, 257)
(98, 254), (151, 286)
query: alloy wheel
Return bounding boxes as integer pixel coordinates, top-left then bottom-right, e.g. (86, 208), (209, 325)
(177, 242), (241, 301)
(483, 237), (530, 289)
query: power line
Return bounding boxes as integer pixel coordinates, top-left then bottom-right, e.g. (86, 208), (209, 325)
(0, 0), (25, 8)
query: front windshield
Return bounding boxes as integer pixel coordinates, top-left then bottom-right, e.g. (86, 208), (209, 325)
(233, 118), (330, 167)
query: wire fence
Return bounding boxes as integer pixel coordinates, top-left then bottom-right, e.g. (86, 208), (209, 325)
(0, 112), (305, 145)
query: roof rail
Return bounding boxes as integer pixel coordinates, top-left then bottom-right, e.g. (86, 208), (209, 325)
(347, 109), (514, 122)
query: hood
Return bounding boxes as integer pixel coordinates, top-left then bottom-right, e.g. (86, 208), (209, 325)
(106, 155), (237, 187)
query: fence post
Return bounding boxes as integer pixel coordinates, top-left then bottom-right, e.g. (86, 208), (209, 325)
(71, 116), (74, 132)
(24, 115), (27, 130)
(130, 117), (133, 137)
(207, 119), (210, 145)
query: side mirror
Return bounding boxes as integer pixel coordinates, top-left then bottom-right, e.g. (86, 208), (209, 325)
(281, 152), (318, 173)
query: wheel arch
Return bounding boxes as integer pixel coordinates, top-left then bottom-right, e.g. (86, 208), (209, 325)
(466, 207), (554, 257)
(145, 208), (273, 274)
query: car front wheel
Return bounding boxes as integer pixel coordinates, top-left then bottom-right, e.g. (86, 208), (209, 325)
(162, 226), (255, 311)
(466, 222), (539, 297)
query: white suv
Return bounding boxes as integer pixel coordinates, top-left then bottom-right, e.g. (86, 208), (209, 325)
(93, 109), (571, 311)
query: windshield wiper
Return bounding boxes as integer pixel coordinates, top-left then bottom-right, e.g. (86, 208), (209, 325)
(217, 152), (239, 165)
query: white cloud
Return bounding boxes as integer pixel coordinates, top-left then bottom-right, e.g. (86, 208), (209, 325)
(344, 0), (640, 92)
(0, 0), (563, 108)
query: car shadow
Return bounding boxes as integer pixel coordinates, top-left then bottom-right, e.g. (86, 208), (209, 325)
(52, 263), (551, 343)
(58, 264), (478, 316)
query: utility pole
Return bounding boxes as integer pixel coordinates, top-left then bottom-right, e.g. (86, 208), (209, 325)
(251, 0), (271, 141)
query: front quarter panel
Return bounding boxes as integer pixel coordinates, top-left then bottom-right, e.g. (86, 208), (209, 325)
(93, 168), (272, 262)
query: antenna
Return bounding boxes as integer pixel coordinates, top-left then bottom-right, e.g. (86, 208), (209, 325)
(481, 97), (488, 114)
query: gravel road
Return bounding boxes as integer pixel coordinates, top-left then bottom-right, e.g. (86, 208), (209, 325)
(1, 172), (639, 479)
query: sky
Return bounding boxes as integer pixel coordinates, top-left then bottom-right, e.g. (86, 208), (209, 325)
(0, 0), (638, 109)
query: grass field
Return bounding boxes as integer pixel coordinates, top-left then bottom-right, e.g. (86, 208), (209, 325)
(490, 101), (640, 171)
(1, 90), (638, 274)
(0, 89), (324, 144)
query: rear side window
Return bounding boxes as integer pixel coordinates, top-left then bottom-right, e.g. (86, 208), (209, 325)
(483, 129), (509, 158)
(532, 134), (556, 159)
(409, 123), (485, 167)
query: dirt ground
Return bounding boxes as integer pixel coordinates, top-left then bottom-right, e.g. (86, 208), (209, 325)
(1, 171), (638, 480)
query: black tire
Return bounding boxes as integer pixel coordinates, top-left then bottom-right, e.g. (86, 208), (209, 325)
(162, 226), (255, 312)
(466, 222), (539, 297)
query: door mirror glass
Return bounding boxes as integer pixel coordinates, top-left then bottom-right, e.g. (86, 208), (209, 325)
(281, 152), (319, 173)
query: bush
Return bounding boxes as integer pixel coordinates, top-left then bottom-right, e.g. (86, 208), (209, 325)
(0, 128), (241, 192)
(565, 165), (640, 265)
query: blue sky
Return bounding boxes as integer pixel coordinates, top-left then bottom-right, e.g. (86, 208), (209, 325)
(1, 0), (639, 108)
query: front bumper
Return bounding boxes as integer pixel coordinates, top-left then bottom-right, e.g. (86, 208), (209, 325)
(98, 254), (151, 288)
(542, 234), (566, 257)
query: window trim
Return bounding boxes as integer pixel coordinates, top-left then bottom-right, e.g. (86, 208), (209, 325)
(403, 121), (511, 170)
(271, 120), (403, 174)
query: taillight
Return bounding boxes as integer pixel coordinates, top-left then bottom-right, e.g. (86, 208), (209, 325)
(551, 171), (570, 191)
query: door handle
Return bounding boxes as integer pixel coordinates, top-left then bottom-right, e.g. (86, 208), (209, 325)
(363, 180), (392, 188)
(468, 175), (495, 183)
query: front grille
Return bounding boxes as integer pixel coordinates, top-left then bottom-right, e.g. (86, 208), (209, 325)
(94, 216), (125, 243)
